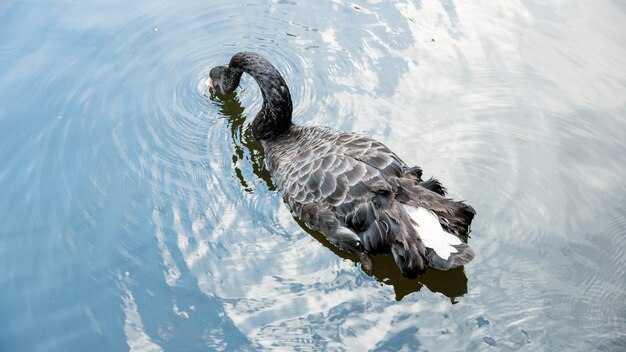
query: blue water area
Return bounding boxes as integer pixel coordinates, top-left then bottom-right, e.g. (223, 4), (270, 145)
(1, 0), (625, 350)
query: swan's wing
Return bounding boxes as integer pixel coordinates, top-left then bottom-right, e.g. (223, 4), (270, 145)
(272, 128), (473, 277)
(278, 131), (406, 214)
(278, 131), (412, 251)
(335, 133), (406, 177)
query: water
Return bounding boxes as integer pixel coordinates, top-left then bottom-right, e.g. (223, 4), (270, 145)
(1, 0), (625, 350)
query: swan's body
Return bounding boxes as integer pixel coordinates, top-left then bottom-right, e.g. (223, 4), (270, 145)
(210, 52), (475, 277)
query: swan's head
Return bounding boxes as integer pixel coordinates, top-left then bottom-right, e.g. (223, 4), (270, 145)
(209, 65), (242, 95)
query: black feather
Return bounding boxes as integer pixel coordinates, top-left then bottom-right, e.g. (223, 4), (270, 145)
(419, 177), (447, 196)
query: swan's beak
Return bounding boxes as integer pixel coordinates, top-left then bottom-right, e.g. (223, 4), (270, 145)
(208, 78), (213, 88)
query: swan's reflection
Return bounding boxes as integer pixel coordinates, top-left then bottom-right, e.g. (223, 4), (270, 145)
(209, 91), (469, 301)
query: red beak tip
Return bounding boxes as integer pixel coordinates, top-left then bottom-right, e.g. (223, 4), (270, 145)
(208, 78), (213, 88)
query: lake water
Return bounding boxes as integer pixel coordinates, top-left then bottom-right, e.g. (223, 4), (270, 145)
(1, 0), (625, 350)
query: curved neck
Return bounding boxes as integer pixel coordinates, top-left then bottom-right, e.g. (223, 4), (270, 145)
(229, 52), (293, 140)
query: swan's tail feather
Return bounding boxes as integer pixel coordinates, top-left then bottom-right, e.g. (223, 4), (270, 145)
(393, 178), (475, 237)
(345, 178), (475, 278)
(426, 244), (475, 270)
(419, 177), (447, 196)
(402, 204), (474, 271)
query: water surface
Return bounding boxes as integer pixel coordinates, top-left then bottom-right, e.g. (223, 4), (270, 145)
(1, 0), (625, 350)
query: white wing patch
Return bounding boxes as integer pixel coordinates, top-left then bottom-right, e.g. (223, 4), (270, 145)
(403, 204), (462, 260)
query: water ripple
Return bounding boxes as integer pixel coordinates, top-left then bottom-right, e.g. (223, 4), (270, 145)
(2, 0), (626, 350)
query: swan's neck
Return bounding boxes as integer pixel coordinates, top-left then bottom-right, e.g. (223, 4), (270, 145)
(229, 52), (293, 140)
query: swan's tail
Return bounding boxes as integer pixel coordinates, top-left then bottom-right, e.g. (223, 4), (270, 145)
(402, 204), (474, 270)
(350, 178), (475, 278)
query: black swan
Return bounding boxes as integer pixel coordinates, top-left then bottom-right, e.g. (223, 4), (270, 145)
(208, 52), (475, 278)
